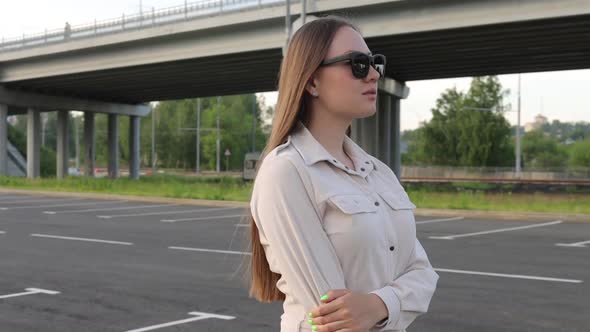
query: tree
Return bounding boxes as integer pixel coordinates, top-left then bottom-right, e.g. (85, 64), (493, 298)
(411, 76), (514, 167)
(521, 130), (568, 169)
(568, 138), (590, 167)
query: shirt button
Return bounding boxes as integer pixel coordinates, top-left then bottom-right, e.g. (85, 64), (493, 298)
(344, 165), (349, 169)
(360, 167), (365, 171)
(389, 246), (395, 251)
(374, 201), (379, 206)
(332, 159), (338, 163)
(365, 161), (370, 164)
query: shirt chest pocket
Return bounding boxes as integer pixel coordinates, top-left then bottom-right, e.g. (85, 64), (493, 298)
(323, 194), (378, 235)
(377, 190), (416, 210)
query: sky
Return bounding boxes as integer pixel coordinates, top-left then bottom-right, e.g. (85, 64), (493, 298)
(1, 0), (589, 131)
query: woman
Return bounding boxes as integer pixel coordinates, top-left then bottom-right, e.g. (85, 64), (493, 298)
(246, 16), (439, 332)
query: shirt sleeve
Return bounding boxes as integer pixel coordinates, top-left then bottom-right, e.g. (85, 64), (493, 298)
(250, 155), (347, 313)
(369, 237), (439, 331)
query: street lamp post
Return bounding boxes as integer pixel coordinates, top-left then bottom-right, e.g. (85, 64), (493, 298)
(516, 74), (522, 176)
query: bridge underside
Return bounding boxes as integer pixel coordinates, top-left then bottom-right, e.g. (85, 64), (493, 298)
(2, 13), (590, 104)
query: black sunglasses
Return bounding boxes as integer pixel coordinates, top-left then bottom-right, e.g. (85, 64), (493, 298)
(320, 51), (386, 79)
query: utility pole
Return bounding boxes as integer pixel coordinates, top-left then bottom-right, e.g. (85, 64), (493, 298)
(251, 94), (256, 152)
(216, 96), (221, 173)
(196, 98), (201, 173)
(180, 99), (220, 174)
(151, 105), (156, 171)
(516, 74), (522, 176)
(74, 114), (79, 170)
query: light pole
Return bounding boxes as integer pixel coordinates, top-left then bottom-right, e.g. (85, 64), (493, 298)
(252, 94), (256, 152)
(179, 101), (220, 174)
(151, 105), (156, 171)
(216, 96), (221, 173)
(196, 98), (200, 174)
(516, 73), (522, 175)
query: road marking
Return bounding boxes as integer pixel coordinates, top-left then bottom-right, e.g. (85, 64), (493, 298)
(1, 200), (127, 210)
(30, 233), (133, 246)
(169, 246), (251, 256)
(124, 311), (235, 332)
(0, 197), (83, 206)
(43, 203), (177, 214)
(0, 196), (42, 201)
(0, 230), (5, 234)
(0, 288), (60, 299)
(98, 206), (242, 219)
(555, 240), (590, 248)
(416, 216), (465, 225)
(161, 214), (246, 223)
(434, 268), (582, 283)
(235, 224), (250, 227)
(429, 220), (563, 240)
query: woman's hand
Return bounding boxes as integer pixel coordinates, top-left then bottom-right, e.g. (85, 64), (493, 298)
(307, 289), (388, 332)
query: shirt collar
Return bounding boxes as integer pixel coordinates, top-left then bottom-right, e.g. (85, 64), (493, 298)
(289, 120), (377, 177)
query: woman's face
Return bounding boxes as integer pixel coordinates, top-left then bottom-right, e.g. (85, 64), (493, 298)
(310, 26), (381, 120)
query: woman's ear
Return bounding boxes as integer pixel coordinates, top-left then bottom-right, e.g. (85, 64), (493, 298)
(305, 75), (320, 97)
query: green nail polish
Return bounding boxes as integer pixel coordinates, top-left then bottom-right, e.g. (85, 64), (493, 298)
(320, 294), (328, 301)
(308, 319), (313, 325)
(312, 325), (318, 331)
(308, 312), (313, 318)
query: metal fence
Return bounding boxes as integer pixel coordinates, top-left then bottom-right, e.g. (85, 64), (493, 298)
(0, 0), (295, 52)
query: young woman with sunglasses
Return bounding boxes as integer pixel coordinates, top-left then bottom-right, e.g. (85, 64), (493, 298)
(245, 16), (438, 332)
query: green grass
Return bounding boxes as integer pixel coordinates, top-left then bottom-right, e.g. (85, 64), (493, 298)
(407, 190), (590, 214)
(1, 175), (589, 214)
(0, 174), (253, 202)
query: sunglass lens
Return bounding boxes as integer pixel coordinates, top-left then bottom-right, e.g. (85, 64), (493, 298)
(351, 54), (370, 79)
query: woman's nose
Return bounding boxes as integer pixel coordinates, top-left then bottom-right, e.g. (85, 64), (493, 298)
(366, 65), (381, 82)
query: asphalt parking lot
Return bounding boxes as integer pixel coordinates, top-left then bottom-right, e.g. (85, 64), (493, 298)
(0, 192), (588, 332)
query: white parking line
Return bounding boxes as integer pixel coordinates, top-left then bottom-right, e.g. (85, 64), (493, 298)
(0, 288), (60, 299)
(30, 233), (133, 246)
(555, 240), (590, 248)
(0, 196), (42, 201)
(43, 203), (177, 214)
(429, 220), (563, 240)
(416, 216), (465, 225)
(169, 246), (251, 256)
(161, 214), (246, 223)
(1, 200), (127, 210)
(0, 230), (5, 234)
(0, 197), (83, 206)
(124, 311), (235, 332)
(97, 206), (242, 219)
(434, 268), (582, 283)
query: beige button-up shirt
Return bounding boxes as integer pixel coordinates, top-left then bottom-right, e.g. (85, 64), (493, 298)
(250, 121), (439, 332)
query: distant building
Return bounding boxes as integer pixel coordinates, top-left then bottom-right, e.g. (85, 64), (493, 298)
(7, 115), (18, 126)
(524, 114), (548, 132)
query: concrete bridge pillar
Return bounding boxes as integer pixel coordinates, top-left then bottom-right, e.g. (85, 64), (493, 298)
(84, 112), (95, 177)
(107, 113), (119, 179)
(27, 108), (41, 178)
(56, 110), (69, 178)
(0, 104), (7, 176)
(351, 77), (409, 179)
(128, 115), (140, 180)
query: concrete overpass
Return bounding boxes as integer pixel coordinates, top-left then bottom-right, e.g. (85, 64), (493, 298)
(1, 0), (589, 178)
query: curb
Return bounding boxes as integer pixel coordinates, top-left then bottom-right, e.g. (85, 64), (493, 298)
(0, 188), (588, 223)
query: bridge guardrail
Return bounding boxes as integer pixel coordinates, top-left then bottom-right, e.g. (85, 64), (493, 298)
(0, 0), (295, 52)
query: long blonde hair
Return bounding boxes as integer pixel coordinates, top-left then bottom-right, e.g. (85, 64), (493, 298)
(240, 16), (358, 302)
